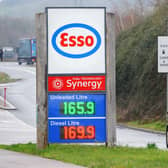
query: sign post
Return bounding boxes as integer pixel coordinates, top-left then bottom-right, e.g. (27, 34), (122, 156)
(36, 13), (48, 149)
(158, 36), (168, 148)
(106, 13), (116, 146)
(167, 74), (168, 148)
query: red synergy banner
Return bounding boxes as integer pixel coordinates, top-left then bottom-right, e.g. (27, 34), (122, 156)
(48, 76), (106, 91)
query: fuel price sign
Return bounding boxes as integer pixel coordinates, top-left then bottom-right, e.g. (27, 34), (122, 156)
(47, 7), (106, 144)
(48, 94), (106, 143)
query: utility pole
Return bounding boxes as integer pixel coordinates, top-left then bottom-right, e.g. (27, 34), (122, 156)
(106, 13), (117, 147)
(36, 13), (48, 149)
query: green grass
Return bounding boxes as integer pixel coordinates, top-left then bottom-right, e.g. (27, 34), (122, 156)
(0, 72), (18, 83)
(124, 120), (166, 132)
(0, 143), (168, 168)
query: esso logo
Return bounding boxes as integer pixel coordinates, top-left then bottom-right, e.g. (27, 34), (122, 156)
(51, 23), (101, 59)
(60, 33), (94, 47)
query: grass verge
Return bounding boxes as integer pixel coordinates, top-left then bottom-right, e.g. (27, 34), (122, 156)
(0, 72), (18, 83)
(0, 143), (168, 168)
(122, 120), (166, 132)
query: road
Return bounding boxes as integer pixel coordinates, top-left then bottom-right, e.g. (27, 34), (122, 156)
(0, 62), (36, 127)
(0, 62), (166, 149)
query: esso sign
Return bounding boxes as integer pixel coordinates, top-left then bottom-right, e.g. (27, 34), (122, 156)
(51, 23), (101, 59)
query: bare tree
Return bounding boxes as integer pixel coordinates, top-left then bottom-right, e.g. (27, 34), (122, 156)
(148, 0), (165, 8)
(137, 0), (145, 16)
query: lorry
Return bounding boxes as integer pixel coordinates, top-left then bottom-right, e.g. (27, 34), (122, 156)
(18, 38), (36, 65)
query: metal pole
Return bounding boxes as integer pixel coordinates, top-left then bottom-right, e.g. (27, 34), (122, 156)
(106, 13), (117, 147)
(36, 13), (48, 149)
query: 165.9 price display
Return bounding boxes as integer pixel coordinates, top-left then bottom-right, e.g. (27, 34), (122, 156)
(60, 101), (95, 115)
(60, 126), (95, 140)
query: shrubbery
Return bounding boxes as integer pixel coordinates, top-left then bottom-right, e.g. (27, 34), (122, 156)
(116, 5), (168, 121)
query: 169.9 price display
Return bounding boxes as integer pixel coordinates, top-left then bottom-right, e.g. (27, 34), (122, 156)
(60, 126), (95, 140)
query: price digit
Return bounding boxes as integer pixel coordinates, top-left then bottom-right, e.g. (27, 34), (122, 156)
(77, 102), (85, 114)
(77, 126), (85, 139)
(69, 126), (76, 139)
(63, 102), (68, 115)
(87, 102), (95, 115)
(68, 102), (76, 115)
(63, 126), (68, 139)
(87, 126), (95, 139)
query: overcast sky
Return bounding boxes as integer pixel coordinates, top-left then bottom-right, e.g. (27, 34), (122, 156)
(0, 0), (152, 18)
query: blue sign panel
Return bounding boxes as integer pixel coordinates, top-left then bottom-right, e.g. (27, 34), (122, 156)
(48, 93), (106, 143)
(48, 119), (106, 143)
(48, 94), (106, 117)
